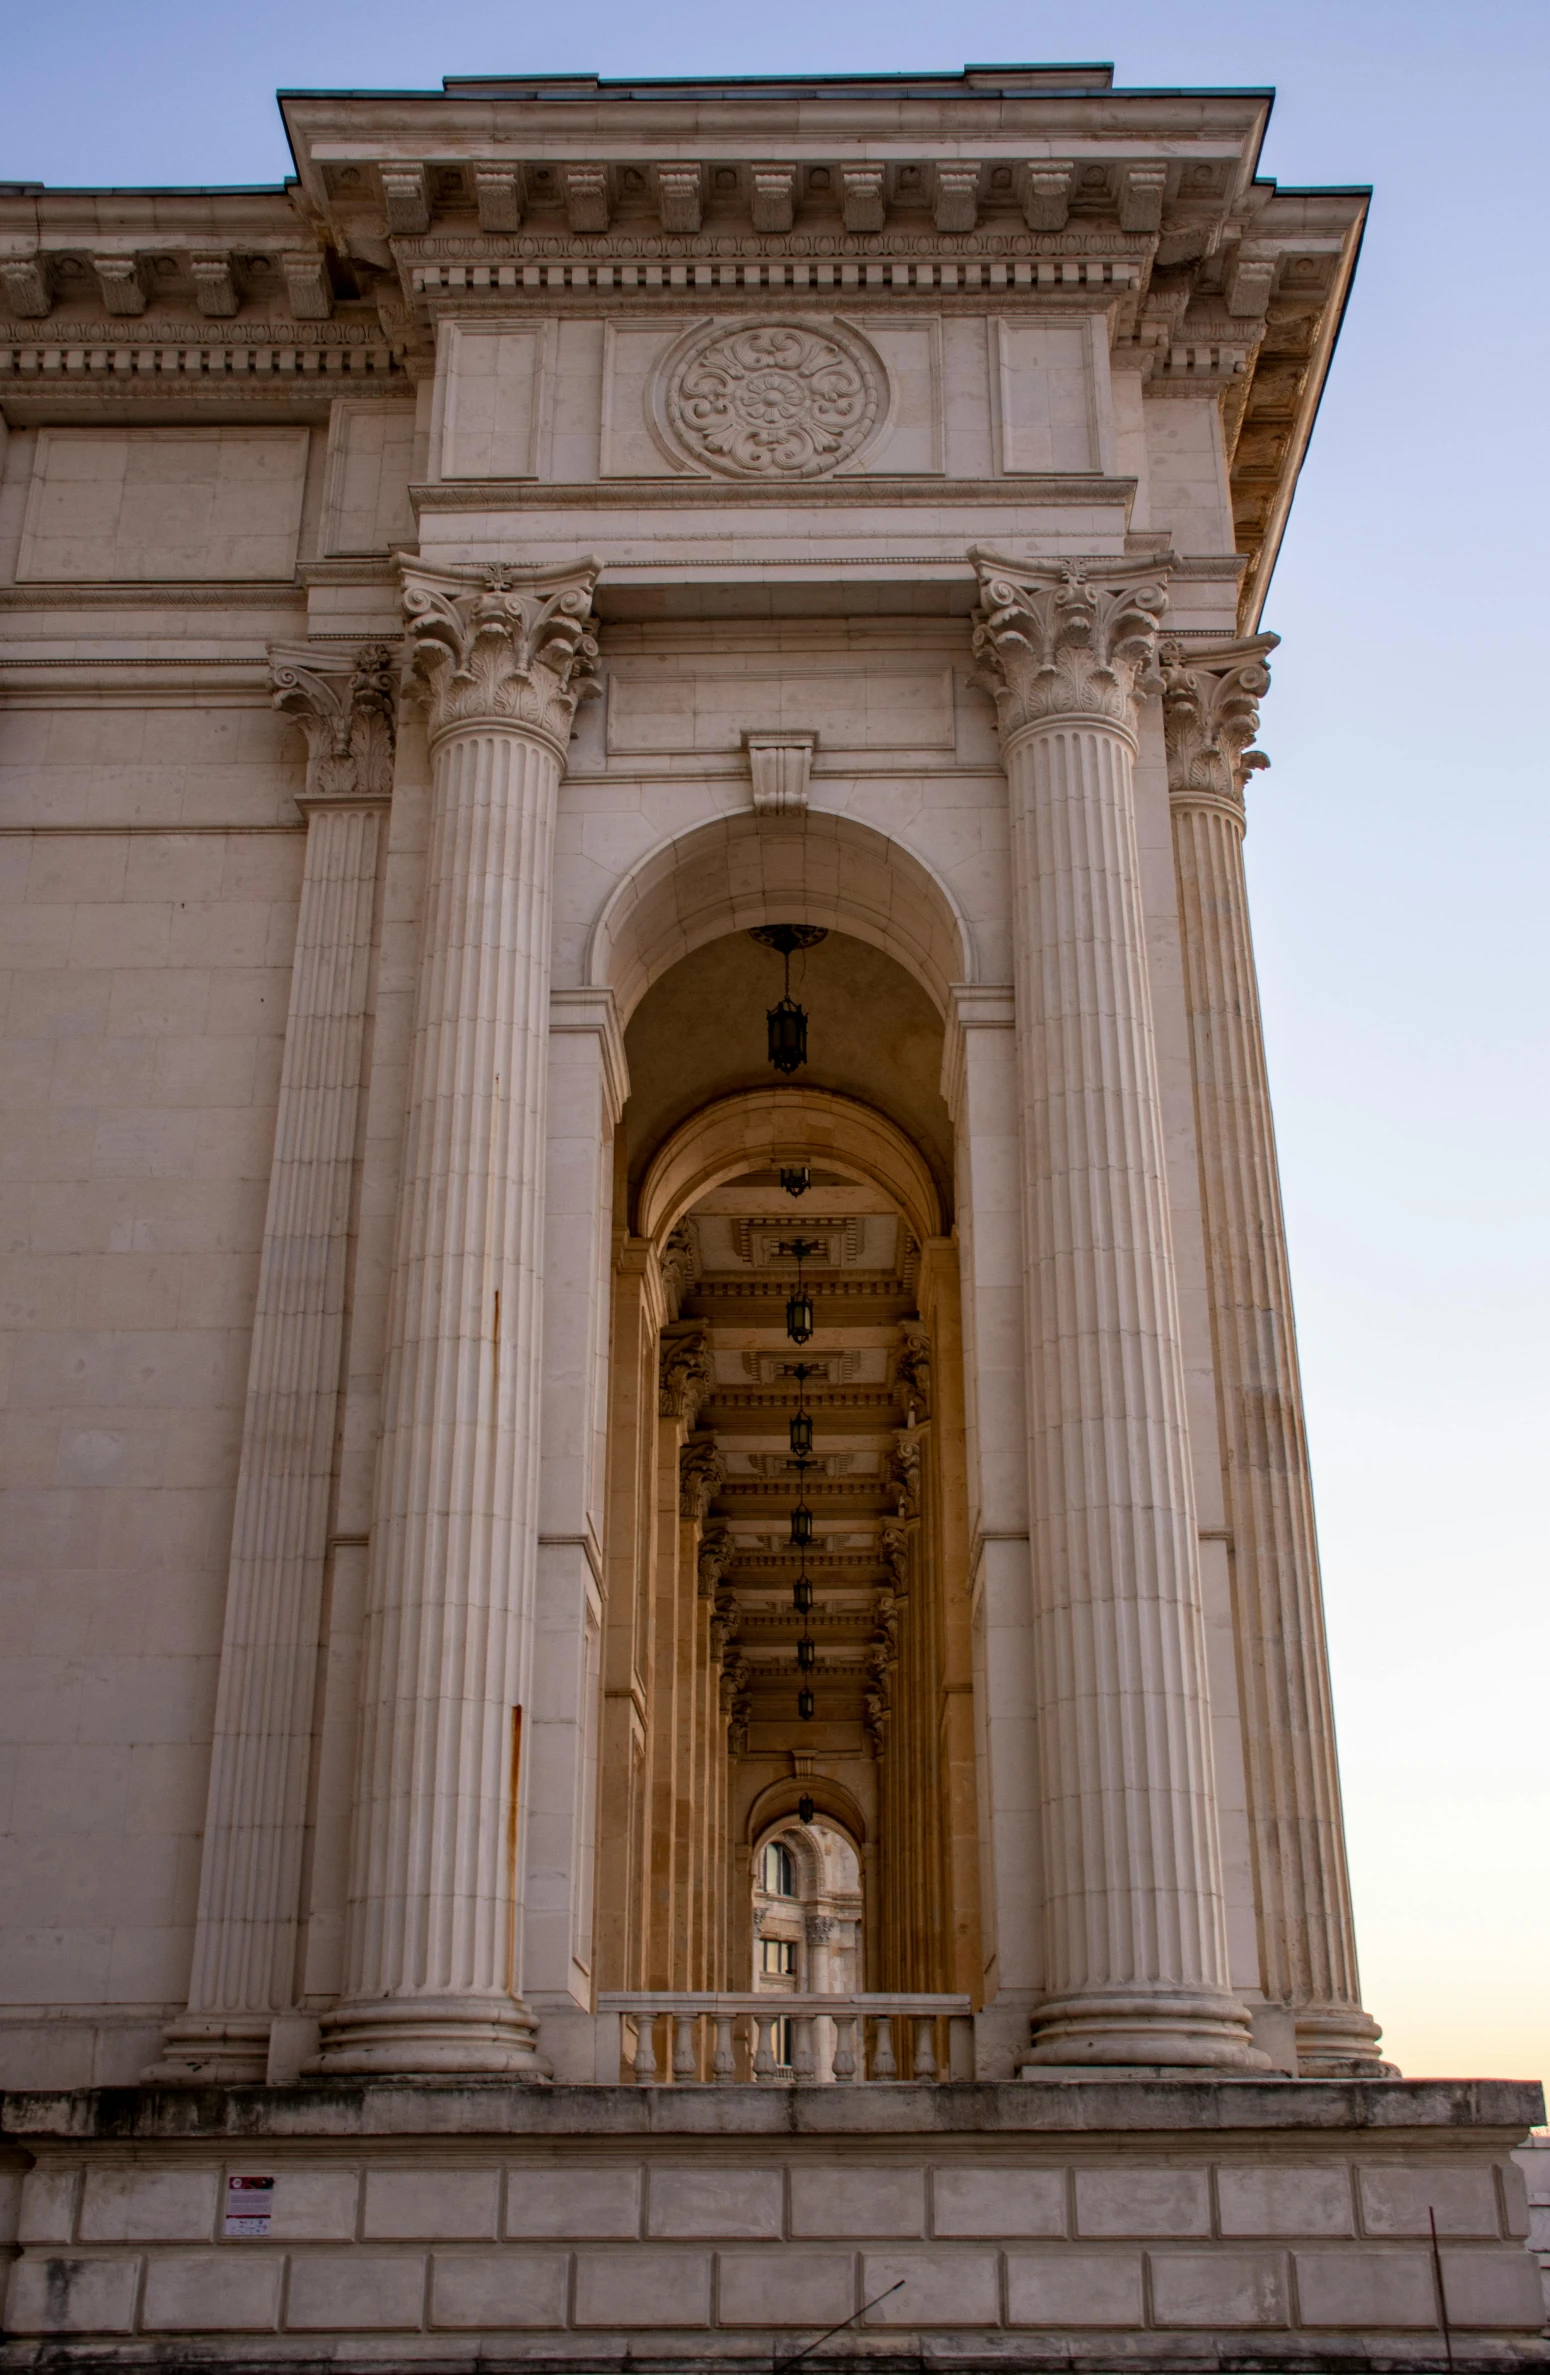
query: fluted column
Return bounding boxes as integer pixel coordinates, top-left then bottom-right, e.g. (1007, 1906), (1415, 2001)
(1161, 637), (1390, 2075)
(150, 647), (395, 2082)
(970, 552), (1262, 2068)
(317, 559), (599, 2076)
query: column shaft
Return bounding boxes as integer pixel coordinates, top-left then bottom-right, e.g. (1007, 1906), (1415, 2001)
(1163, 638), (1388, 2074)
(151, 648), (391, 2084)
(321, 729), (556, 2070)
(973, 553), (1262, 2068)
(319, 558), (598, 2075)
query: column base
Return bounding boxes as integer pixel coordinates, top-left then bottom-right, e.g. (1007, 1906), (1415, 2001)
(142, 2015), (272, 2085)
(313, 1994), (551, 2078)
(1022, 1987), (1272, 2071)
(1295, 2001), (1399, 2077)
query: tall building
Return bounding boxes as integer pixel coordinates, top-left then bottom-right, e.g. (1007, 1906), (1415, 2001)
(1, 62), (1544, 2367)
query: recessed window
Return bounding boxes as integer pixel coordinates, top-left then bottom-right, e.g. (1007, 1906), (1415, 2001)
(761, 1840), (795, 1896)
(760, 1937), (797, 1975)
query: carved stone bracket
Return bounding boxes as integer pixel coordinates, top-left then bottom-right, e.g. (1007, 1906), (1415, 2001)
(969, 550), (1172, 744)
(401, 558), (600, 754)
(696, 1523), (733, 1600)
(880, 1520), (911, 1588)
(887, 1434), (921, 1520)
(661, 1326), (714, 1427)
(710, 1581), (739, 1660)
(743, 729), (816, 815)
(658, 1225), (695, 1321)
(269, 642), (397, 807)
(893, 1322), (932, 1421)
(679, 1435), (726, 1525)
(1160, 634), (1278, 821)
(724, 1651), (752, 1753)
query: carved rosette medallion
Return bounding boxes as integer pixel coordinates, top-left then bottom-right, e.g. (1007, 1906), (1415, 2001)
(661, 318), (883, 479)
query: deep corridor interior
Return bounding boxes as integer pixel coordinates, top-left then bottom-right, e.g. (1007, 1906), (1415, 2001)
(594, 929), (980, 2009)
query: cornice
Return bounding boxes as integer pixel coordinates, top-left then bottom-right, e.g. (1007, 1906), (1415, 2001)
(410, 473), (1136, 513)
(0, 582), (306, 609)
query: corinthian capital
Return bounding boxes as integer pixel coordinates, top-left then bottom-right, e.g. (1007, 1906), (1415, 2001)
(1160, 635), (1278, 817)
(270, 641), (397, 805)
(969, 550), (1171, 743)
(401, 557), (601, 752)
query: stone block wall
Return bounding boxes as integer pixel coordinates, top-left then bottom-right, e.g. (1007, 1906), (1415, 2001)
(2, 2085), (1545, 2366)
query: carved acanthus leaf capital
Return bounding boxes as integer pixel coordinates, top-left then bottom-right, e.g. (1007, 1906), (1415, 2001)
(401, 558), (601, 753)
(697, 1523), (733, 1600)
(679, 1436), (726, 1525)
(1159, 634), (1278, 818)
(969, 550), (1171, 744)
(661, 1326), (714, 1426)
(270, 641), (397, 805)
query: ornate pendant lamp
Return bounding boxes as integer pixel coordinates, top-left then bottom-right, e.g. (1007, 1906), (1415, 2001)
(797, 1793), (816, 1825)
(789, 1497), (814, 1549)
(789, 1359), (814, 1457)
(798, 1686), (815, 1723)
(797, 1636), (816, 1672)
(793, 1574), (814, 1615)
(750, 925), (827, 1075)
(780, 1238), (821, 1346)
(780, 1165), (812, 1198)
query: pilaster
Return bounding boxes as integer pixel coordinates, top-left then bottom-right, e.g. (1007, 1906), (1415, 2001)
(149, 644), (395, 2084)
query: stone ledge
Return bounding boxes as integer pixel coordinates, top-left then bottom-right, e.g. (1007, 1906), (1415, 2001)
(3, 2077), (1544, 2147)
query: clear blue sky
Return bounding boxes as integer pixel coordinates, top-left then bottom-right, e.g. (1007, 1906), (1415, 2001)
(6, 0), (1547, 2084)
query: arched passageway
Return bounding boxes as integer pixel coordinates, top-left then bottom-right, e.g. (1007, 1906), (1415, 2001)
(591, 914), (980, 2014)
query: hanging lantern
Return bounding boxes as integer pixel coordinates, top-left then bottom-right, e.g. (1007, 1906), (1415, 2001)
(750, 925), (827, 1076)
(792, 1576), (814, 1615)
(797, 1636), (816, 1672)
(780, 1238), (821, 1348)
(780, 1166), (811, 1199)
(798, 1686), (815, 1722)
(766, 997), (807, 1074)
(789, 1501), (813, 1549)
(797, 1793), (816, 1826)
(789, 1408), (813, 1457)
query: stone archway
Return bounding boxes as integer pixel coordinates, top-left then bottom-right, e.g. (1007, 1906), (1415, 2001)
(586, 805), (979, 1026)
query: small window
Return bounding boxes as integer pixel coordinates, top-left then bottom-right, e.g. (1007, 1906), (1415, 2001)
(761, 1840), (795, 1897)
(760, 1937), (797, 1976)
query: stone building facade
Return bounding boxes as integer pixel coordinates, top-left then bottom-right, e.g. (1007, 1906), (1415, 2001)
(0, 61), (1544, 2369)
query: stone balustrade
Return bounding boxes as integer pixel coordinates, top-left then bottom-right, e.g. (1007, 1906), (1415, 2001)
(597, 1993), (973, 2084)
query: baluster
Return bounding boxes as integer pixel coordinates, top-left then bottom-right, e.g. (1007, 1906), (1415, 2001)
(872, 2012), (897, 2080)
(791, 2014), (817, 2082)
(672, 2011), (698, 2081)
(831, 2012), (858, 2082)
(633, 2012), (658, 2083)
(913, 2015), (938, 2081)
(753, 2014), (777, 2081)
(712, 2014), (736, 2081)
